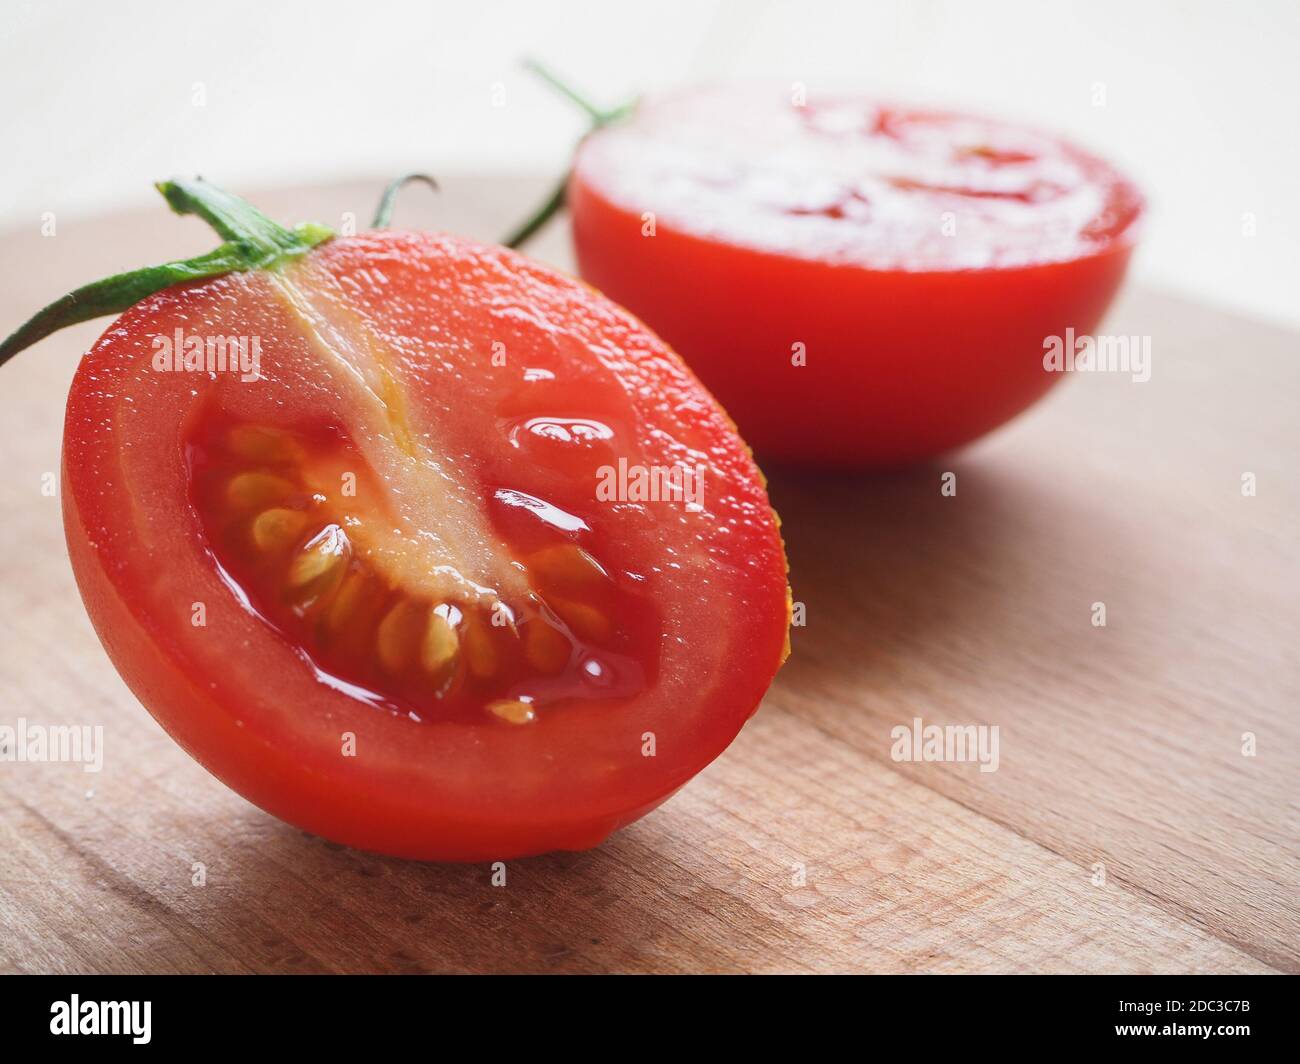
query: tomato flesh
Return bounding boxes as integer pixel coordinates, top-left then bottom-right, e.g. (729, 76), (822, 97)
(189, 412), (656, 727)
(569, 86), (1145, 466)
(63, 231), (789, 861)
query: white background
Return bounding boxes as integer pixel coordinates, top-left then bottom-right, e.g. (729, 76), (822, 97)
(2, 0), (1297, 326)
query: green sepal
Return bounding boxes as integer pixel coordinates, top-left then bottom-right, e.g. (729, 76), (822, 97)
(371, 173), (441, 229)
(0, 177), (333, 368)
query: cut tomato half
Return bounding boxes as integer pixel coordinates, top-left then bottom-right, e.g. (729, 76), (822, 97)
(568, 85), (1145, 466)
(10, 181), (791, 861)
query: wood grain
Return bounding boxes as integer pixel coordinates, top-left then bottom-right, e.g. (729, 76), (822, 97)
(0, 177), (1294, 973)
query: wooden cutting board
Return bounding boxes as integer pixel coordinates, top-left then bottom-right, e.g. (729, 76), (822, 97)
(0, 177), (1295, 974)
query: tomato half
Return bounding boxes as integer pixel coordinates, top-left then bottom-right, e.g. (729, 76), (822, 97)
(58, 222), (789, 861)
(569, 86), (1145, 466)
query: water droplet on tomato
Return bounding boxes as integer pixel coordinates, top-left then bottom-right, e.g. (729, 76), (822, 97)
(493, 488), (589, 534)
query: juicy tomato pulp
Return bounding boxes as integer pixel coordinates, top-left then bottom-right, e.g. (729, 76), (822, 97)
(569, 86), (1145, 466)
(63, 231), (789, 861)
(189, 415), (656, 727)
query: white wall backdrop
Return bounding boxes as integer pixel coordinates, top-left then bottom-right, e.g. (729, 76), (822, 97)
(2, 0), (1297, 326)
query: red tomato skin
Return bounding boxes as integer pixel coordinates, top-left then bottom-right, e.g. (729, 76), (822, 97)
(569, 132), (1140, 468)
(60, 233), (789, 863)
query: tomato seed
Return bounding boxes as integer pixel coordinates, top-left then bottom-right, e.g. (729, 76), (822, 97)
(487, 699), (536, 725)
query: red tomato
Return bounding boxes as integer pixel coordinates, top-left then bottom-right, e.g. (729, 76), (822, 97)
(59, 228), (789, 861)
(569, 86), (1144, 466)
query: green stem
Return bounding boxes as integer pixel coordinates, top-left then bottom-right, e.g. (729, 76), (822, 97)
(372, 172), (441, 228)
(0, 177), (333, 369)
(500, 175), (568, 251)
(502, 60), (634, 250)
(520, 58), (611, 125)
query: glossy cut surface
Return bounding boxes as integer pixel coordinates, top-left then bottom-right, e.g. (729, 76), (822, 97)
(63, 231), (789, 861)
(570, 85), (1144, 465)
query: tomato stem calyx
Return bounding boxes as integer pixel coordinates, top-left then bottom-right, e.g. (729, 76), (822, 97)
(371, 173), (441, 229)
(0, 177), (334, 369)
(501, 59), (634, 250)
